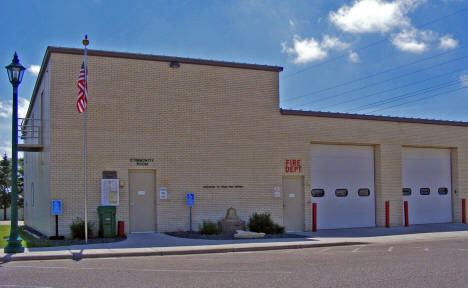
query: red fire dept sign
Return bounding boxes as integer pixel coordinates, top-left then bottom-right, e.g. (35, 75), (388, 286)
(285, 159), (302, 173)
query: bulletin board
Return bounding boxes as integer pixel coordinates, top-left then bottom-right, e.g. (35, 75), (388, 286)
(101, 179), (119, 206)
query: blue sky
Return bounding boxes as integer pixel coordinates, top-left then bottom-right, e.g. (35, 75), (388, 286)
(0, 0), (467, 156)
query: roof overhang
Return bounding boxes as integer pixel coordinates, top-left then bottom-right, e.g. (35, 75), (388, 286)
(280, 109), (468, 127)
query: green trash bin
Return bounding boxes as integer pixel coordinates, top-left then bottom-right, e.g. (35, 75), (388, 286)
(97, 206), (116, 238)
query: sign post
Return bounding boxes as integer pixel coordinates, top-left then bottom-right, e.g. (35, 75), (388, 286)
(50, 200), (64, 240)
(186, 193), (194, 232)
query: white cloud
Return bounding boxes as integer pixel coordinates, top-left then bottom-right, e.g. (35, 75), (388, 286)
(18, 98), (30, 118)
(439, 35), (458, 50)
(461, 74), (468, 87)
(329, 0), (424, 34)
(282, 35), (350, 64)
(321, 35), (350, 50)
(0, 102), (10, 118)
(0, 97), (30, 119)
(349, 51), (360, 62)
(391, 28), (433, 53)
(326, 0), (447, 55)
(282, 37), (327, 63)
(289, 19), (295, 30)
(27, 65), (40, 76)
(282, 0), (456, 62)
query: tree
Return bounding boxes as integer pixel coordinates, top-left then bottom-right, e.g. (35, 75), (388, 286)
(0, 153), (10, 220)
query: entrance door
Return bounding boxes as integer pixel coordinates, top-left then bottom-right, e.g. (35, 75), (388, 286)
(283, 176), (304, 231)
(129, 170), (156, 232)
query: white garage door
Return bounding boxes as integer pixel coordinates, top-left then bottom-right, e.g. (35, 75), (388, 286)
(402, 148), (452, 224)
(310, 144), (375, 229)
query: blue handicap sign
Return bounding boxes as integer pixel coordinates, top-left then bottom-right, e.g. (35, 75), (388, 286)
(186, 193), (195, 206)
(51, 200), (62, 215)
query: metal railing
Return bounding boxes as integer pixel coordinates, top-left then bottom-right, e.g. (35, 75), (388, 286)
(18, 117), (41, 145)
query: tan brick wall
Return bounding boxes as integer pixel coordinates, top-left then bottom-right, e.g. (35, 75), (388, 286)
(374, 144), (403, 226)
(25, 50), (468, 237)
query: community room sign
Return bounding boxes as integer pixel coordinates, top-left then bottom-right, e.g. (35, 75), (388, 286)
(130, 158), (154, 166)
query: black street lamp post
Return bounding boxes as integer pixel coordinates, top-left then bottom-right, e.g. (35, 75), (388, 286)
(4, 52), (25, 254)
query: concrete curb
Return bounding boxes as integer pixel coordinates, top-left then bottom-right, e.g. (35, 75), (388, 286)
(0, 241), (367, 262)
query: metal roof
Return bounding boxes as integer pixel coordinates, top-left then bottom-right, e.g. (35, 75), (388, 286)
(48, 46), (284, 72)
(280, 109), (468, 127)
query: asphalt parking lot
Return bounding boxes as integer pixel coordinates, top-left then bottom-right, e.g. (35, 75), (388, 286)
(2, 236), (468, 288)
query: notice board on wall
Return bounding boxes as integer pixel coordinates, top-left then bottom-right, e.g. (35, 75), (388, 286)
(101, 179), (119, 206)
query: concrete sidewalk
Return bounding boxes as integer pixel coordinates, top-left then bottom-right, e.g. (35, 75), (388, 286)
(2, 223), (468, 262)
(0, 221), (24, 226)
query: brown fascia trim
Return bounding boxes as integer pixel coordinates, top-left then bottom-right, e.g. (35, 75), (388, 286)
(26, 46), (283, 119)
(280, 109), (468, 127)
(49, 46), (284, 72)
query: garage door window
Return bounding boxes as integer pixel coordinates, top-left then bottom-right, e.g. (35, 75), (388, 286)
(438, 187), (448, 195)
(335, 189), (348, 197)
(420, 188), (430, 195)
(358, 188), (370, 197)
(311, 189), (325, 197)
(402, 188), (412, 196)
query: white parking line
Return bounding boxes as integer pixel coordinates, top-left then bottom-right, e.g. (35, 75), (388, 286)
(3, 265), (291, 275)
(317, 247), (332, 253)
(414, 246), (429, 251)
(387, 246), (393, 252)
(0, 285), (52, 288)
(352, 246), (363, 253)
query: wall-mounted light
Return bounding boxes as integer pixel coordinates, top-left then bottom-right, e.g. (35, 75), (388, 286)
(170, 61), (180, 68)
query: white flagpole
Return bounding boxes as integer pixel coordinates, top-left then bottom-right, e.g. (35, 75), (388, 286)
(82, 35), (89, 244)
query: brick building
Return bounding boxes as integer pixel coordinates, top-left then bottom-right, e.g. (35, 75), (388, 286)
(22, 47), (468, 238)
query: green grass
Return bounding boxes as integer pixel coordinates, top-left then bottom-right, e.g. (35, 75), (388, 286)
(0, 225), (27, 248)
(1, 225), (124, 249)
(1, 225), (72, 248)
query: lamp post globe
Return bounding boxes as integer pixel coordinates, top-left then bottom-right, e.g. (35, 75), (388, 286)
(4, 52), (25, 253)
(6, 53), (25, 86)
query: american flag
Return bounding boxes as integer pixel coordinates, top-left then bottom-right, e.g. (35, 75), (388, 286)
(76, 62), (87, 113)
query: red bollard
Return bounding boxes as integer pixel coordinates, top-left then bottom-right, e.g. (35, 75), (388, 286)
(312, 203), (317, 232)
(385, 201), (390, 228)
(118, 221), (125, 238)
(462, 199), (466, 224)
(404, 201), (409, 227)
